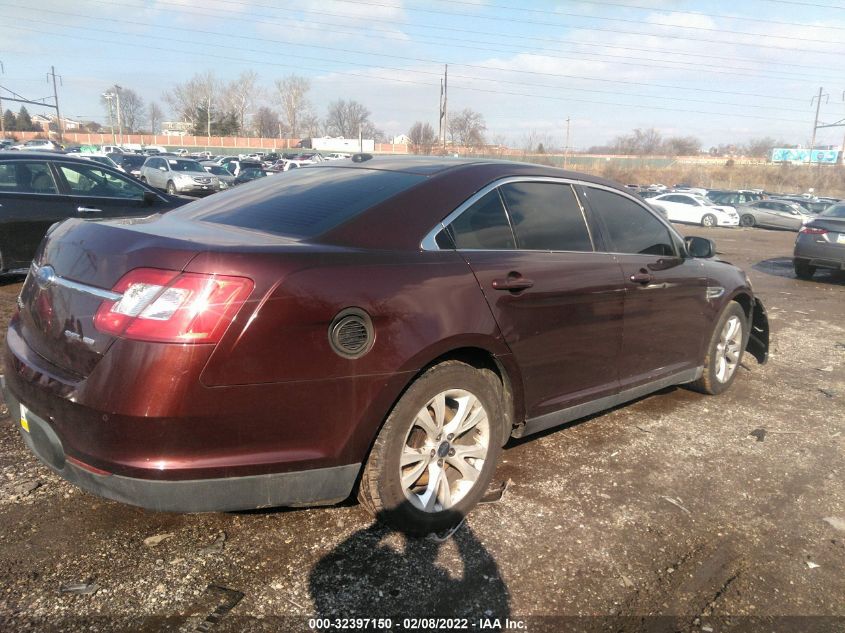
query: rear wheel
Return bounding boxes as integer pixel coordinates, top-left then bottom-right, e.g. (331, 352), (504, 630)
(701, 213), (717, 227)
(740, 214), (755, 227)
(689, 301), (748, 395)
(358, 361), (504, 535)
(793, 259), (816, 280)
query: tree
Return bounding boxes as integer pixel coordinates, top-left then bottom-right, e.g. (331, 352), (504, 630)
(101, 87), (145, 133)
(299, 111), (323, 138)
(164, 71), (218, 137)
(611, 127), (663, 155)
(253, 107), (282, 138)
(447, 108), (487, 147)
(325, 99), (372, 138)
(82, 121), (102, 133)
(148, 102), (163, 134)
(3, 109), (16, 132)
(664, 135), (701, 156)
(407, 121), (437, 153)
(221, 71), (260, 135)
(275, 75), (311, 139)
(743, 137), (780, 157)
(17, 106), (35, 132)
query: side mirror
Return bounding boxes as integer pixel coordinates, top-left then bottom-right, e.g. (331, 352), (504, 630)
(685, 236), (715, 258)
(143, 191), (158, 205)
(159, 166), (167, 172)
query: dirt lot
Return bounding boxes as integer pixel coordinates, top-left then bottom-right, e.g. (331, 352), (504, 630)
(0, 225), (842, 633)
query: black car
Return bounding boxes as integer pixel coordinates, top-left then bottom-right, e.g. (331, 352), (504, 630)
(233, 168), (271, 185)
(0, 152), (189, 273)
(107, 152), (148, 178)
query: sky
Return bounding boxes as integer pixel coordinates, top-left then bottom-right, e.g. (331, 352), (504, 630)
(2, 0), (845, 150)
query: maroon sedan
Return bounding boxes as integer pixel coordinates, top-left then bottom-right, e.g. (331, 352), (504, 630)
(3, 157), (768, 534)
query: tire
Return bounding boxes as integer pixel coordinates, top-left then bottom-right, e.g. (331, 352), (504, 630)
(688, 301), (748, 395)
(166, 181), (177, 195)
(793, 259), (816, 280)
(740, 214), (755, 227)
(139, 176), (146, 184)
(701, 214), (717, 227)
(358, 361), (505, 536)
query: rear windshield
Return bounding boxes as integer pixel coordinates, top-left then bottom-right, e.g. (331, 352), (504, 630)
(193, 166), (426, 238)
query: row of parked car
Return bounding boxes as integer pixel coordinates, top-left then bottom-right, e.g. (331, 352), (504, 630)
(626, 184), (842, 232)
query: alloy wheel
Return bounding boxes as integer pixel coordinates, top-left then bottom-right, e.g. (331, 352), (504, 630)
(400, 388), (490, 513)
(714, 315), (742, 383)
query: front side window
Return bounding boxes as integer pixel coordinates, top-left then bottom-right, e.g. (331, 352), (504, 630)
(0, 161), (57, 194)
(59, 164), (145, 199)
(584, 187), (675, 256)
(446, 189), (515, 250)
(499, 181), (592, 251)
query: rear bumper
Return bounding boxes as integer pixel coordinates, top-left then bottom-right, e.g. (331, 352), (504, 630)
(2, 380), (359, 512)
(794, 236), (845, 270)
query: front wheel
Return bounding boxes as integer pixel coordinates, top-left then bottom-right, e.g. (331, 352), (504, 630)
(740, 214), (755, 227)
(701, 213), (717, 227)
(689, 301), (748, 395)
(358, 361), (504, 535)
(166, 181), (177, 195)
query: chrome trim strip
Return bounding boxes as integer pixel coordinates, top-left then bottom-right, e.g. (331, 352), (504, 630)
(29, 264), (123, 301)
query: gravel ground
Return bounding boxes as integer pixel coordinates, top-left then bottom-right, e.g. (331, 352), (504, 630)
(0, 225), (842, 633)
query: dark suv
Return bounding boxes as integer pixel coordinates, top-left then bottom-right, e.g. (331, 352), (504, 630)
(3, 158), (768, 534)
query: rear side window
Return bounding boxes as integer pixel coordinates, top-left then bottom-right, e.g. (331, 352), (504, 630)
(499, 182), (592, 251)
(195, 167), (426, 238)
(446, 190), (515, 250)
(584, 187), (676, 256)
(0, 161), (57, 194)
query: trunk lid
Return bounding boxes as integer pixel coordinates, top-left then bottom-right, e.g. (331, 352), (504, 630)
(17, 217), (205, 377)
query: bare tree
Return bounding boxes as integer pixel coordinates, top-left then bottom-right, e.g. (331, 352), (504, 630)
(221, 70), (260, 135)
(253, 107), (284, 138)
(299, 111), (323, 138)
(325, 99), (372, 138)
(743, 137), (782, 157)
(664, 135), (702, 156)
(164, 71), (218, 137)
(101, 86), (145, 133)
(447, 108), (487, 147)
(274, 75), (311, 139)
(612, 128), (663, 155)
(148, 102), (163, 134)
(408, 121), (437, 153)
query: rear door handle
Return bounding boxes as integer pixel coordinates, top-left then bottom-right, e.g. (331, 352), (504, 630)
(77, 206), (103, 213)
(492, 274), (534, 291)
(629, 270), (653, 284)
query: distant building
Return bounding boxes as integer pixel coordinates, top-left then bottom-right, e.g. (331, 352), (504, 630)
(31, 114), (51, 132)
(392, 134), (411, 145)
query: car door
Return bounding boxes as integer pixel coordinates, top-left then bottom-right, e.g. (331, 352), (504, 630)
(0, 160), (77, 270)
(769, 202), (803, 230)
(440, 178), (625, 420)
(676, 195), (704, 223)
(579, 185), (709, 391)
(53, 161), (165, 220)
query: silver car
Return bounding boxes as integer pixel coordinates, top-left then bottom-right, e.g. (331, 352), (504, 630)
(139, 156), (218, 196)
(793, 204), (845, 279)
(737, 200), (812, 231)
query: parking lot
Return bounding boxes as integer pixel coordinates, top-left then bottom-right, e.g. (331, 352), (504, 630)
(0, 224), (842, 632)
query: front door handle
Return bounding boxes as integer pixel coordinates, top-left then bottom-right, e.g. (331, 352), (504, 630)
(492, 273), (534, 291)
(77, 206), (103, 213)
(629, 270), (653, 284)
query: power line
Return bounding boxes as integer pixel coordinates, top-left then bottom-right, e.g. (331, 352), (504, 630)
(6, 13), (817, 116)
(45, 1), (833, 101)
(5, 23), (811, 124)
(86, 0), (844, 80)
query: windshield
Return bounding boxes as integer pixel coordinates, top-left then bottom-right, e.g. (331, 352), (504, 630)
(821, 204), (845, 218)
(167, 159), (203, 172)
(206, 165), (228, 176)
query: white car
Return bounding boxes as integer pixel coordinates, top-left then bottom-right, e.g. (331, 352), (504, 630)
(77, 153), (126, 172)
(12, 139), (62, 151)
(650, 193), (739, 227)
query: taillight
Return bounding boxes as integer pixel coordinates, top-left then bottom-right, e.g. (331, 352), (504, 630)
(94, 268), (253, 343)
(799, 226), (828, 235)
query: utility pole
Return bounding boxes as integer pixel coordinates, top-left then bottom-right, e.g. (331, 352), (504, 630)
(114, 85), (123, 145)
(103, 92), (116, 143)
(48, 66), (63, 143)
(809, 86), (828, 155)
(440, 64), (448, 150)
(563, 116), (571, 169)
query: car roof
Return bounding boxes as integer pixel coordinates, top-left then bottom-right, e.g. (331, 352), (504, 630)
(0, 150), (91, 160)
